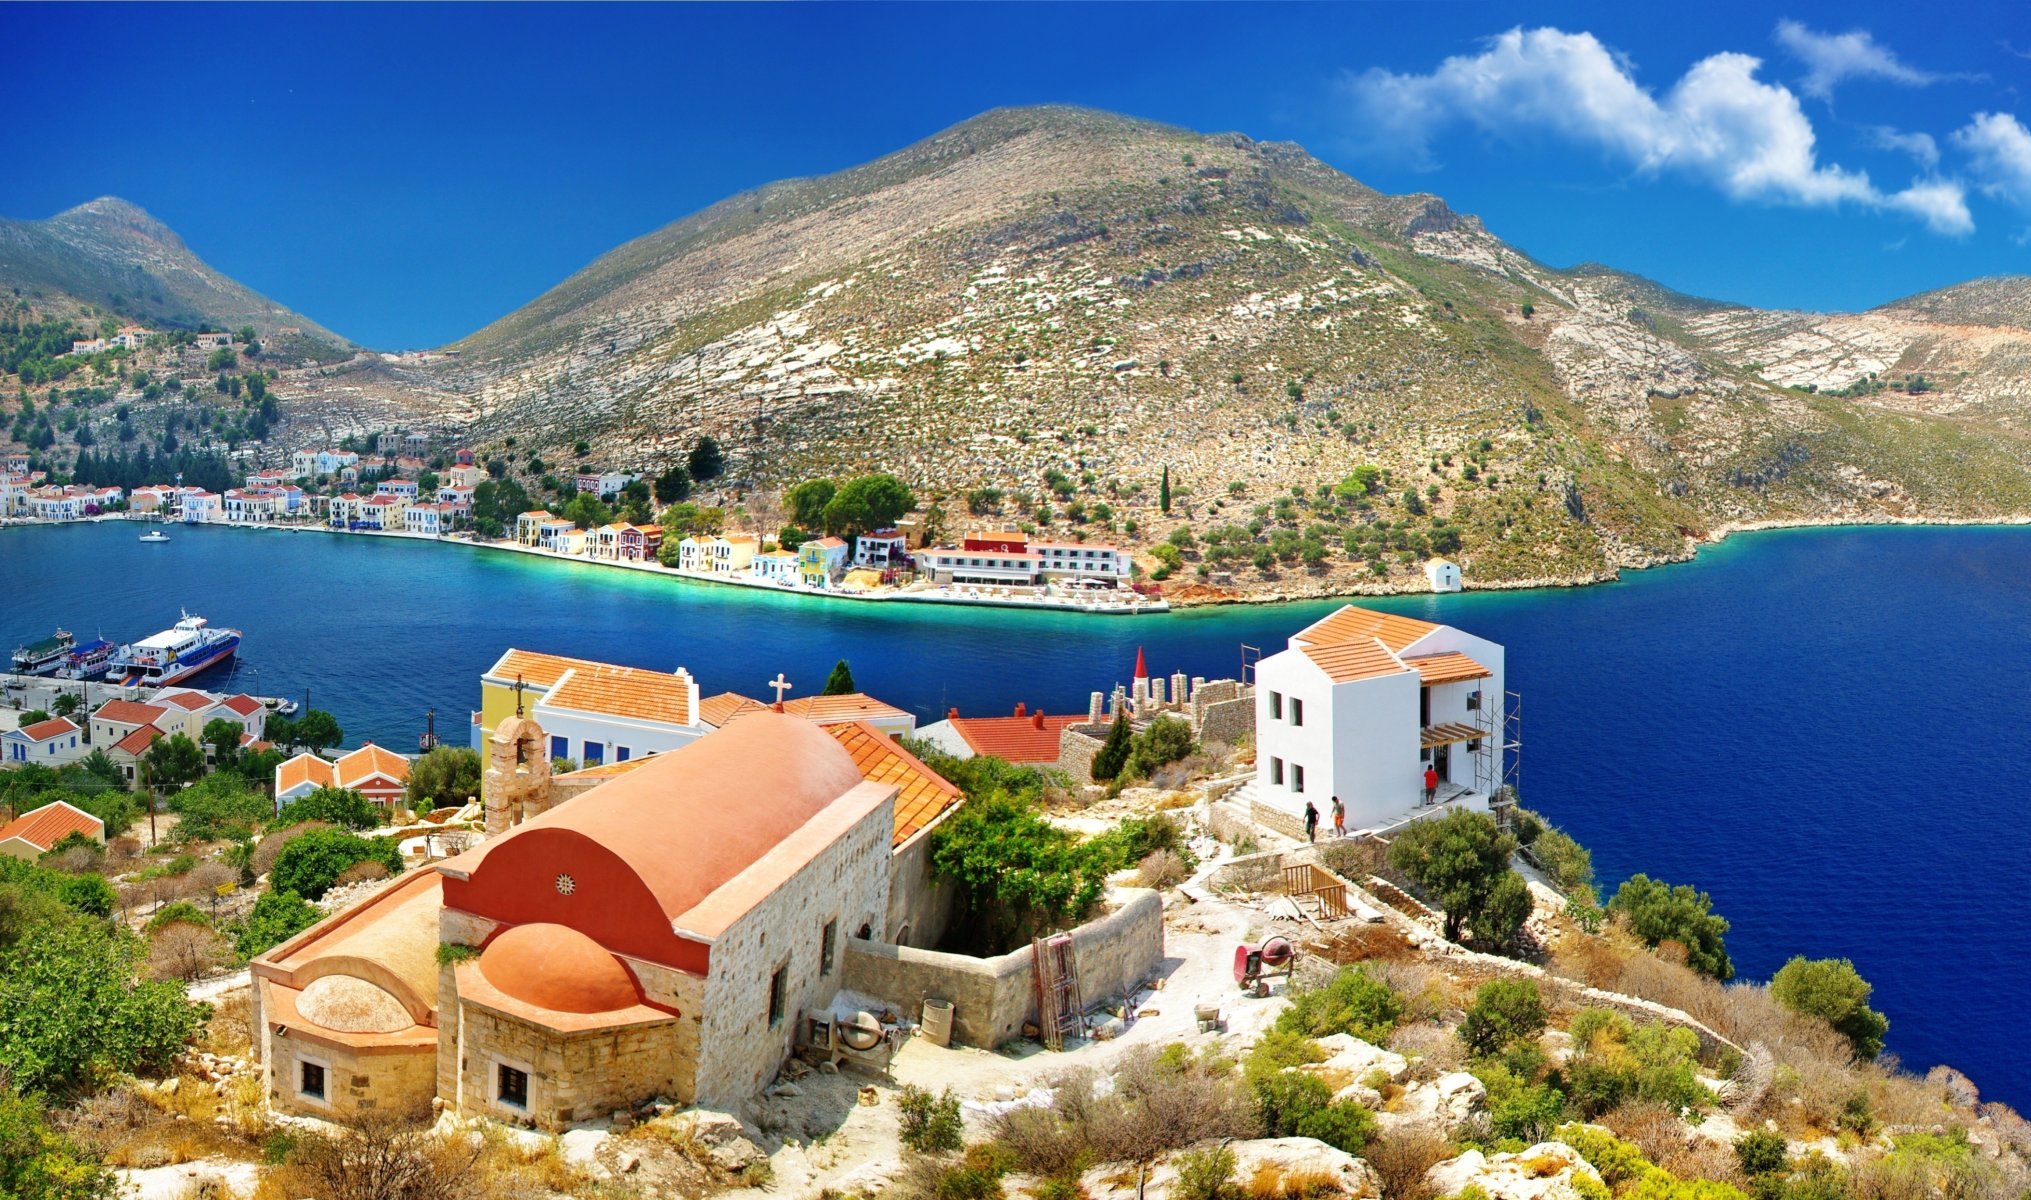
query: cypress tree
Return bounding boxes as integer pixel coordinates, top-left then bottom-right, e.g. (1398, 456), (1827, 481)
(1159, 465), (1171, 514)
(823, 659), (856, 695)
(1091, 713), (1133, 782)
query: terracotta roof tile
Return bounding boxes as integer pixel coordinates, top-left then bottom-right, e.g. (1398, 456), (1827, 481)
(219, 694), (263, 716)
(1300, 637), (1407, 683)
(698, 691), (767, 728)
(112, 724), (164, 755)
(1296, 605), (1441, 653)
(825, 721), (960, 846)
(336, 743), (410, 787)
(780, 693), (912, 726)
(94, 699), (168, 727)
(157, 691), (215, 712)
(1403, 651), (1492, 686)
(554, 756), (657, 781)
(0, 801), (103, 851)
(947, 713), (1082, 763)
(545, 665), (694, 726)
(18, 716), (78, 741)
(277, 752), (337, 793)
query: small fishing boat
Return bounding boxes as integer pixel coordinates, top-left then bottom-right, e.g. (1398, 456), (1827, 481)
(139, 529), (170, 543)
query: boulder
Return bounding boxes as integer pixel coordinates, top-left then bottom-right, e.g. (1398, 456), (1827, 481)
(1291, 1033), (1409, 1092)
(1426, 1142), (1603, 1200)
(1080, 1137), (1380, 1200)
(559, 1128), (611, 1173)
(1375, 1071), (1487, 1133)
(663, 1108), (767, 1171)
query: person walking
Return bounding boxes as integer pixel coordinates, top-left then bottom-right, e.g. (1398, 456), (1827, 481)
(1423, 765), (1438, 806)
(1303, 800), (1319, 843)
(1330, 795), (1345, 838)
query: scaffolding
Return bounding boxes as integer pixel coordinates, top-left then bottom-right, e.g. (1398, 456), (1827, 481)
(1481, 690), (1524, 828)
(1031, 932), (1085, 1051)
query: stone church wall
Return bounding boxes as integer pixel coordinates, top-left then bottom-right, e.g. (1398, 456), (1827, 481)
(453, 1003), (685, 1130)
(887, 821), (960, 951)
(264, 1027), (436, 1122)
(693, 792), (892, 1110)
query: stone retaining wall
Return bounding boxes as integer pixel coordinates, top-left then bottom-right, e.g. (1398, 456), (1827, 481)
(842, 889), (1164, 1049)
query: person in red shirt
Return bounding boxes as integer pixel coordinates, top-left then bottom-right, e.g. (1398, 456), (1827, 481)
(1423, 765), (1438, 805)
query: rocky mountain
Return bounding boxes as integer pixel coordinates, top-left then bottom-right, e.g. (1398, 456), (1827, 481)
(0, 197), (350, 356)
(353, 104), (2031, 591)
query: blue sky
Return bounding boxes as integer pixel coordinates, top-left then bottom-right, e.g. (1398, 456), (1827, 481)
(4, 2), (2028, 348)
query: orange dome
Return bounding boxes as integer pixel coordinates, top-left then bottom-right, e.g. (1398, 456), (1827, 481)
(477, 923), (641, 1014)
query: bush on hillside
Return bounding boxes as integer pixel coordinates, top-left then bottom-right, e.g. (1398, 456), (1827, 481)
(930, 793), (1107, 953)
(165, 775), (271, 843)
(1387, 808), (1531, 948)
(234, 889), (322, 959)
(273, 787), (379, 832)
(1770, 957), (1888, 1062)
(1276, 965), (1402, 1045)
(1459, 977), (1548, 1059)
(1608, 875), (1733, 981)
(268, 829), (403, 902)
(405, 747), (481, 812)
(1565, 1009), (1708, 1118)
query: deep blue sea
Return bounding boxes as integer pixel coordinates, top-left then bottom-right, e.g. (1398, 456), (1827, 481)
(5, 520), (2028, 1104)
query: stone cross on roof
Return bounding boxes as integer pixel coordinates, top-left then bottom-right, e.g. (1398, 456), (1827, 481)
(512, 674), (528, 716)
(769, 673), (793, 710)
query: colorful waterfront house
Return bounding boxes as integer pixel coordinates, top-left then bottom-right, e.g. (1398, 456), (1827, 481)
(1250, 604), (1505, 838)
(277, 486), (306, 515)
(515, 510), (556, 545)
(447, 449), (487, 488)
(676, 535), (713, 573)
(358, 495), (406, 530)
(179, 490), (222, 523)
(103, 723), (165, 783)
(853, 529), (910, 568)
(475, 648), (710, 766)
(797, 536), (849, 589)
(1033, 540), (1129, 584)
(618, 523), (661, 562)
(245, 468), (290, 490)
(224, 488), (280, 522)
(750, 548), (799, 585)
(2, 453), (29, 473)
(711, 534), (759, 575)
(327, 492), (365, 527)
(291, 449), (360, 481)
(376, 479), (420, 501)
(3, 716), (85, 766)
(536, 518), (575, 550)
(90, 698), (169, 748)
(0, 799), (104, 861)
(403, 502), (454, 536)
(129, 486), (173, 514)
(591, 522), (628, 560)
(437, 484), (474, 515)
(914, 544), (1042, 587)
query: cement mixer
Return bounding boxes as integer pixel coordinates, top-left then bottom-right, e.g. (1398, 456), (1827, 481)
(1234, 936), (1297, 996)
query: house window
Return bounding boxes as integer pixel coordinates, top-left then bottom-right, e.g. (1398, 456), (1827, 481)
(298, 1059), (326, 1101)
(768, 963), (788, 1028)
(550, 735), (568, 761)
(1291, 763), (1306, 794)
(582, 743), (603, 766)
(615, 746), (631, 762)
(1466, 690), (1482, 711)
(1289, 697), (1303, 727)
(1270, 757), (1284, 786)
(820, 919), (837, 977)
(497, 1063), (529, 1109)
(1269, 692), (1283, 720)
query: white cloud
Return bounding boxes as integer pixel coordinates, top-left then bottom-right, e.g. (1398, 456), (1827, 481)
(1866, 126), (1940, 168)
(1344, 27), (1973, 235)
(1955, 112), (2031, 208)
(1772, 20), (1945, 100)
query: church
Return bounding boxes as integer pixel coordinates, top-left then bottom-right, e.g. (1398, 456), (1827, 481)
(250, 708), (948, 1128)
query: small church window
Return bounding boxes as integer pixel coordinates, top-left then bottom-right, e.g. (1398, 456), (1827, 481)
(768, 964), (788, 1028)
(498, 1064), (529, 1109)
(555, 873), (576, 896)
(299, 1060), (325, 1101)
(820, 919), (837, 976)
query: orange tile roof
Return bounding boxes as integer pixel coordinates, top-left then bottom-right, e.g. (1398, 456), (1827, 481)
(277, 752), (337, 793)
(1404, 651), (1492, 686)
(18, 716), (78, 741)
(1296, 605), (1441, 653)
(546, 664), (695, 726)
(112, 724), (164, 755)
(825, 721), (961, 846)
(698, 691), (767, 728)
(781, 693), (912, 726)
(1300, 637), (1408, 683)
(0, 801), (103, 851)
(947, 713), (1082, 763)
(336, 743), (410, 787)
(220, 694), (263, 716)
(94, 698), (168, 727)
(158, 691), (215, 712)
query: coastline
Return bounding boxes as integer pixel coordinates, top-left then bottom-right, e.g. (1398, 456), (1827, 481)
(15, 508), (2031, 613)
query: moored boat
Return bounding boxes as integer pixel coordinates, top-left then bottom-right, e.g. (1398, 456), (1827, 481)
(109, 612), (241, 687)
(56, 638), (117, 680)
(139, 529), (170, 543)
(11, 629), (75, 676)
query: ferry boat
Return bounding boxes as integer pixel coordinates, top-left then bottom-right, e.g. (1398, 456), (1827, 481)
(109, 612), (241, 687)
(56, 638), (117, 680)
(11, 629), (75, 676)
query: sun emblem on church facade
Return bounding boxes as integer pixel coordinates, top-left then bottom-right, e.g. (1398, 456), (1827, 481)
(555, 873), (577, 896)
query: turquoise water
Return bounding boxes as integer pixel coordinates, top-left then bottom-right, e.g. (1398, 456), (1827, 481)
(5, 519), (2029, 1104)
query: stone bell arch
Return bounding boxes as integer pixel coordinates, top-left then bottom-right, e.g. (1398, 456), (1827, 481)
(484, 678), (554, 835)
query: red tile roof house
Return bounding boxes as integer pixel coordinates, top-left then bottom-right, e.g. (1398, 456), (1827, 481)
(0, 800), (105, 861)
(913, 702), (1085, 767)
(3, 715), (85, 766)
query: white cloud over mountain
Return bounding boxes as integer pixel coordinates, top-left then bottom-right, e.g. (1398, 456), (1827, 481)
(1345, 27), (1973, 235)
(1772, 20), (1953, 100)
(1956, 112), (2031, 209)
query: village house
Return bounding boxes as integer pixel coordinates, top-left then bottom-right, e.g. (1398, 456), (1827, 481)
(696, 690), (917, 739)
(111, 325), (151, 350)
(291, 449), (359, 480)
(675, 535), (712, 572)
(3, 453), (29, 473)
(446, 449), (488, 489)
(179, 490), (221, 523)
(245, 468), (290, 490)
(3, 716), (85, 766)
(853, 529), (910, 569)
(90, 698), (169, 750)
(749, 548), (799, 585)
(1033, 540), (1129, 583)
(473, 648), (711, 767)
(223, 488), (278, 522)
(1425, 559), (1462, 592)
(617, 523), (661, 562)
(711, 533), (759, 575)
(0, 799), (104, 861)
(358, 495), (406, 530)
(798, 536), (849, 589)
(915, 530), (1043, 588)
(70, 337), (109, 355)
(573, 470), (637, 499)
(376, 478), (420, 501)
(514, 510), (556, 545)
(273, 743), (413, 809)
(535, 518), (576, 550)
(437, 484), (474, 516)
(128, 486), (175, 514)
(192, 331), (233, 351)
(915, 702), (1086, 765)
(403, 502), (456, 536)
(1248, 605), (1508, 838)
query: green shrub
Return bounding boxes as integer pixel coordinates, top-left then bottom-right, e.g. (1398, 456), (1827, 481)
(1387, 808), (1530, 947)
(0, 1080), (117, 1199)
(1241, 1029), (1325, 1083)
(146, 901), (212, 931)
(1734, 1130), (1787, 1177)
(1459, 978), (1547, 1058)
(898, 1085), (965, 1154)
(271, 786), (379, 832)
(55, 874), (115, 919)
(1565, 1010), (1708, 1118)
(1608, 875), (1732, 980)
(165, 775), (272, 842)
(1293, 1098), (1374, 1154)
(1171, 1146), (1238, 1200)
(1251, 1071), (1331, 1137)
(1769, 957), (1888, 1061)
(1276, 966), (1401, 1044)
(267, 829), (402, 901)
(233, 889), (321, 959)
(1123, 716), (1196, 779)
(931, 793), (1107, 953)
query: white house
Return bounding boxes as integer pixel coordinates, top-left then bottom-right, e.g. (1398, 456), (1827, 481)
(3, 716), (86, 766)
(574, 470), (636, 498)
(1034, 541), (1129, 582)
(1251, 605), (1506, 837)
(750, 548), (799, 585)
(1425, 560), (1462, 593)
(291, 449), (359, 480)
(376, 479), (420, 501)
(476, 649), (712, 768)
(179, 491), (222, 523)
(404, 502), (455, 536)
(676, 536), (713, 573)
(711, 534), (759, 575)
(854, 529), (910, 568)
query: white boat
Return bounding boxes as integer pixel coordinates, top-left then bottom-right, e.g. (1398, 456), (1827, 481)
(109, 611), (241, 687)
(139, 529), (170, 543)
